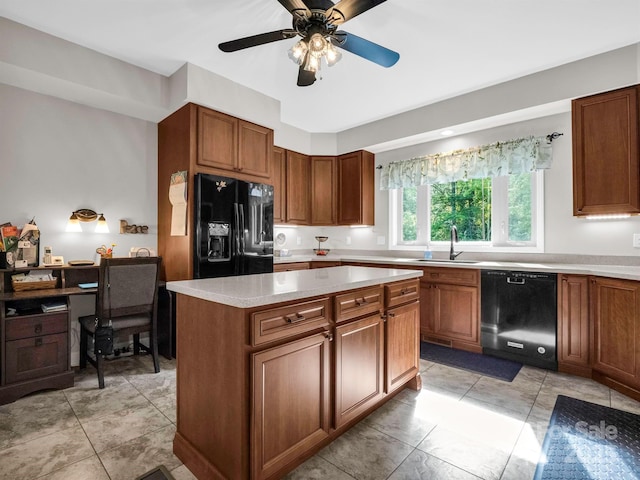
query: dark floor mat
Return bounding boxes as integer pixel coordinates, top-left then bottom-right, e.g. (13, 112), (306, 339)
(534, 395), (640, 479)
(420, 341), (522, 381)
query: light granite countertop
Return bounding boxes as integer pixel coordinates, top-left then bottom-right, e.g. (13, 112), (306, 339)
(166, 265), (423, 308)
(275, 254), (640, 281)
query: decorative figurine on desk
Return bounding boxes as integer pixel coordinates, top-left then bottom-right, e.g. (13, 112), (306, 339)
(96, 243), (116, 258)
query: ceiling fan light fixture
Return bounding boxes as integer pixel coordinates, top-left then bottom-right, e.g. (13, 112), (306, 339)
(325, 42), (342, 66)
(308, 33), (327, 56)
(288, 39), (308, 65)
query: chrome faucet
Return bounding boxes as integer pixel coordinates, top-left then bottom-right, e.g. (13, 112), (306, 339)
(449, 225), (463, 260)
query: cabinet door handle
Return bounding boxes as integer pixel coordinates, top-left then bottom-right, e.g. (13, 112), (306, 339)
(34, 324), (43, 334)
(35, 337), (43, 347)
(324, 332), (334, 341)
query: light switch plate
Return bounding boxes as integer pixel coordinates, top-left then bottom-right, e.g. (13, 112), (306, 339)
(633, 234), (640, 248)
(377, 236), (385, 245)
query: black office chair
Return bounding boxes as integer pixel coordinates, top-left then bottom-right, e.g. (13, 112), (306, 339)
(79, 256), (162, 388)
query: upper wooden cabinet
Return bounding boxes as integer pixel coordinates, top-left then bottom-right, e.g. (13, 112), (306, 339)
(157, 103), (274, 280)
(197, 107), (273, 180)
(311, 156), (337, 225)
(272, 148), (375, 226)
(338, 150), (375, 225)
(285, 150), (311, 224)
(272, 146), (286, 223)
(572, 85), (640, 216)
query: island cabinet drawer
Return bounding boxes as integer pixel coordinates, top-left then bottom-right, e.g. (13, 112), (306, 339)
(251, 298), (331, 346)
(334, 286), (384, 324)
(422, 267), (479, 286)
(385, 279), (420, 308)
(5, 313), (68, 341)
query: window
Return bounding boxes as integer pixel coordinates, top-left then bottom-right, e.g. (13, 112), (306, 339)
(391, 171), (543, 251)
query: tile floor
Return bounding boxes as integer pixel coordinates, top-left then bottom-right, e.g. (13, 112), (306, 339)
(1, 354), (640, 480)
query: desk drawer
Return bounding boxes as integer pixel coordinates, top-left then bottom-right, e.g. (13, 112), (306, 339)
(6, 313), (68, 341)
(385, 279), (420, 308)
(335, 286), (383, 324)
(5, 332), (68, 384)
(252, 298), (330, 346)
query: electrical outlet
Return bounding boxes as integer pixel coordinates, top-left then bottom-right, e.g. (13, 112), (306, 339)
(633, 234), (640, 248)
(296, 236), (302, 246)
(377, 236), (385, 245)
(346, 236), (351, 245)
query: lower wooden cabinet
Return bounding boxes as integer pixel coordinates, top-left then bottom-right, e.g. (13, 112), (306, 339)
(590, 276), (640, 392)
(420, 281), (479, 351)
(385, 301), (420, 394)
(334, 313), (384, 428)
(252, 332), (331, 480)
(273, 262), (310, 272)
(558, 274), (591, 376)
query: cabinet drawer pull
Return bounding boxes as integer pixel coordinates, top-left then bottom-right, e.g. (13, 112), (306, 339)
(35, 337), (43, 347)
(324, 332), (333, 341)
(34, 324), (43, 334)
(286, 313), (306, 324)
(355, 298), (368, 306)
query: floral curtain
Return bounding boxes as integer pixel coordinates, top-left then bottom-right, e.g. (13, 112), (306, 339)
(379, 135), (553, 190)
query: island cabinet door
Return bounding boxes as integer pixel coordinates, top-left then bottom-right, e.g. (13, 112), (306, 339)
(334, 313), (385, 428)
(251, 332), (331, 480)
(385, 301), (420, 394)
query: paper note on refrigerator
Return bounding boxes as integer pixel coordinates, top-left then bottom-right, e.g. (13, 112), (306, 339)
(169, 171), (188, 236)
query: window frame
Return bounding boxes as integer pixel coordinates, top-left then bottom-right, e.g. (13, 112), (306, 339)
(389, 171), (545, 253)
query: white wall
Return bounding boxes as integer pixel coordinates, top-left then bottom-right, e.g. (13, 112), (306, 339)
(0, 83), (158, 263)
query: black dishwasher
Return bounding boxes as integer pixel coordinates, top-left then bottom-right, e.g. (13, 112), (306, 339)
(481, 270), (558, 370)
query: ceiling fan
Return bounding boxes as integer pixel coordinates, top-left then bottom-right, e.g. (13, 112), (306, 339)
(218, 0), (400, 87)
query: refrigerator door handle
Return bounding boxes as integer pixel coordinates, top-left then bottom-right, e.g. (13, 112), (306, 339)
(233, 203), (241, 255)
(239, 204), (246, 254)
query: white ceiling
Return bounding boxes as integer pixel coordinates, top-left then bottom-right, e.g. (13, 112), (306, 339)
(1, 0), (639, 133)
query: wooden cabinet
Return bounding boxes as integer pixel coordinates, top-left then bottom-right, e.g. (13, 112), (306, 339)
(273, 146), (286, 223)
(285, 150), (311, 225)
(273, 262), (310, 272)
(334, 313), (384, 428)
(384, 279), (420, 394)
(197, 107), (272, 179)
(558, 274), (591, 377)
(252, 333), (331, 480)
(338, 150), (375, 225)
(173, 275), (422, 480)
(158, 103), (274, 280)
(590, 276), (640, 394)
(420, 267), (480, 352)
(272, 148), (375, 226)
(310, 261), (341, 268)
(572, 85), (640, 216)
(310, 156), (337, 225)
(0, 266), (99, 404)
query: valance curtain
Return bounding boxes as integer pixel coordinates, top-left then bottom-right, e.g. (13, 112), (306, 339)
(379, 135), (553, 190)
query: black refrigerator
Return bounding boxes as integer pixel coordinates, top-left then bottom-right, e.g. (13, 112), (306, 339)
(194, 173), (274, 279)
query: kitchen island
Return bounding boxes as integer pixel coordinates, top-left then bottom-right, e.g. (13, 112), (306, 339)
(166, 266), (423, 480)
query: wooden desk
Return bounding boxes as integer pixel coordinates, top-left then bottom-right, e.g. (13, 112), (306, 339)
(0, 265), (173, 404)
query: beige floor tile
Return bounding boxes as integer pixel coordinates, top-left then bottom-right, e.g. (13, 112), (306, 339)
(0, 425), (94, 480)
(318, 423), (413, 480)
(170, 464), (200, 480)
(362, 397), (437, 446)
(80, 403), (171, 453)
(284, 455), (356, 479)
(38, 455), (111, 480)
(421, 363), (481, 396)
(99, 424), (181, 480)
(0, 390), (79, 450)
(388, 449), (482, 480)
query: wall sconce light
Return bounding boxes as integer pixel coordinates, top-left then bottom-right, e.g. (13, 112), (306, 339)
(66, 209), (109, 233)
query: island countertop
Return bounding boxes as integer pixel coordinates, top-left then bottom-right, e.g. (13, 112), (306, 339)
(166, 265), (423, 308)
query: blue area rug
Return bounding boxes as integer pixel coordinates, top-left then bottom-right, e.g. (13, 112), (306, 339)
(420, 341), (522, 382)
(534, 395), (640, 479)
